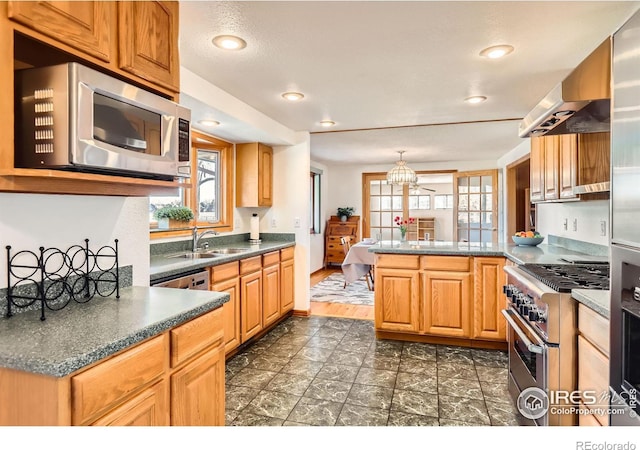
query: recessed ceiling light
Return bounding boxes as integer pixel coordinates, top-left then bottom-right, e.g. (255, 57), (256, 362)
(212, 35), (247, 50)
(464, 96), (487, 104)
(319, 120), (335, 127)
(282, 92), (304, 101)
(479, 45), (514, 59)
(198, 120), (220, 127)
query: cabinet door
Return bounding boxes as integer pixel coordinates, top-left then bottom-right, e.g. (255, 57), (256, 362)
(212, 277), (241, 355)
(262, 264), (280, 327)
(530, 137), (545, 202)
(422, 271), (472, 337)
(241, 270), (263, 342)
(258, 143), (273, 206)
(118, 1), (180, 91)
(578, 335), (610, 426)
(171, 345), (225, 426)
(473, 257), (506, 341)
(280, 258), (295, 314)
(374, 268), (420, 332)
(91, 380), (169, 426)
(544, 136), (560, 201)
(8, 1), (114, 61)
(559, 134), (578, 199)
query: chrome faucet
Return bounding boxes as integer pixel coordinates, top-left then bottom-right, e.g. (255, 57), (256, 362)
(192, 227), (219, 252)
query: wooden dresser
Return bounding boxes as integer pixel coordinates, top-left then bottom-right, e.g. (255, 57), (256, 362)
(324, 216), (360, 268)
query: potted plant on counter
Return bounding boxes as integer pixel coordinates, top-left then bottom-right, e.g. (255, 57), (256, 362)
(154, 205), (194, 229)
(337, 207), (355, 222)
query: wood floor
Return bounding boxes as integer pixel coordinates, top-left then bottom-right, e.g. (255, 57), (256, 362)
(310, 267), (374, 321)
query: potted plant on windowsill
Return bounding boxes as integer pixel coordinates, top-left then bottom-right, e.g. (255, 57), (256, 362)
(337, 207), (355, 222)
(154, 206), (194, 229)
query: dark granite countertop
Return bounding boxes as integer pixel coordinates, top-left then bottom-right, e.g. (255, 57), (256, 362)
(150, 240), (295, 283)
(0, 286), (229, 377)
(572, 289), (610, 319)
(367, 241), (603, 265)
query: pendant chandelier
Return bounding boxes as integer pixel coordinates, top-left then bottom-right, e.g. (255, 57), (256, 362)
(386, 151), (417, 185)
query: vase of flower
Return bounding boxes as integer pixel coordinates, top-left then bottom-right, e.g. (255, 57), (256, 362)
(394, 216), (415, 242)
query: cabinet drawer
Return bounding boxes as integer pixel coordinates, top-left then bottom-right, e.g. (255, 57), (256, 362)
(578, 304), (609, 356)
(72, 334), (166, 425)
(171, 308), (223, 368)
(326, 250), (345, 260)
(327, 225), (356, 235)
(375, 254), (419, 269)
(280, 247), (294, 261)
(262, 251), (280, 267)
(421, 256), (470, 272)
(91, 380), (169, 426)
(210, 261), (239, 284)
(327, 242), (343, 250)
(578, 335), (609, 426)
(240, 256), (262, 275)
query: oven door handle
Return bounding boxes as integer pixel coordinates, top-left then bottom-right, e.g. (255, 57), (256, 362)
(501, 309), (544, 354)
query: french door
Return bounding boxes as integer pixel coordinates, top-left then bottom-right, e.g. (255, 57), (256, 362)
(454, 170), (498, 243)
(362, 173), (407, 241)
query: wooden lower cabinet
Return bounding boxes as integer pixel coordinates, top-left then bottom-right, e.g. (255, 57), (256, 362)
(422, 271), (472, 337)
(374, 254), (506, 347)
(171, 345), (225, 426)
(214, 277), (241, 354)
(241, 270), (263, 343)
(280, 257), (295, 313)
(0, 307), (226, 426)
(577, 304), (610, 426)
(473, 257), (507, 340)
(92, 380), (169, 426)
(374, 268), (420, 332)
(263, 263), (281, 327)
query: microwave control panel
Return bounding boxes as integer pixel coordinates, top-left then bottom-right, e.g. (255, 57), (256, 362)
(178, 118), (190, 163)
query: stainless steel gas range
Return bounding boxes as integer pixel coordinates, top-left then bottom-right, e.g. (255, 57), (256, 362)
(502, 263), (609, 426)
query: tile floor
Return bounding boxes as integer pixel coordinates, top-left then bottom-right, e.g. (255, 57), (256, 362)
(225, 316), (524, 426)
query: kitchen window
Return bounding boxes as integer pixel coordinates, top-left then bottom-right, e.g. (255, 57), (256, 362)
(150, 130), (234, 236)
(434, 194), (453, 209)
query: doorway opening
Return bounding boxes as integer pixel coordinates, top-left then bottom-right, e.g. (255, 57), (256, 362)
(506, 155), (533, 238)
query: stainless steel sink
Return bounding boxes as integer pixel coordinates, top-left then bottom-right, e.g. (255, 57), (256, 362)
(207, 248), (250, 254)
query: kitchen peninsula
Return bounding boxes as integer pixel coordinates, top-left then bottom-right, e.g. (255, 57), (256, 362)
(368, 240), (608, 348)
(0, 287), (230, 426)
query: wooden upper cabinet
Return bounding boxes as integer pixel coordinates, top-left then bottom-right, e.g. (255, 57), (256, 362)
(543, 135), (560, 201)
(531, 132), (610, 204)
(118, 1), (180, 92)
(530, 136), (545, 203)
(7, 1), (114, 62)
(559, 134), (578, 199)
(236, 143), (274, 207)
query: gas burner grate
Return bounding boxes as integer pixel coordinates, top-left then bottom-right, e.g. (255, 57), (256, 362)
(519, 263), (610, 293)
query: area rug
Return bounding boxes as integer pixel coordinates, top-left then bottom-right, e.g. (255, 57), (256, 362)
(310, 272), (374, 306)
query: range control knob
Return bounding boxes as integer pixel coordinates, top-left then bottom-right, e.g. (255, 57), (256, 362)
(520, 303), (532, 316)
(528, 308), (540, 322)
(511, 289), (521, 302)
(516, 294), (529, 307)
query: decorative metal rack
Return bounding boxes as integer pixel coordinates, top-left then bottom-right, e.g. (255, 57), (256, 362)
(5, 239), (119, 321)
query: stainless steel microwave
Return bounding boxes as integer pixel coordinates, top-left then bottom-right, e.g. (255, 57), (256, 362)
(14, 62), (191, 180)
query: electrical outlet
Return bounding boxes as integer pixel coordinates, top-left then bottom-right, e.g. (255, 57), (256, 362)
(573, 218), (578, 232)
(563, 218), (568, 231)
(294, 217), (301, 228)
(600, 220), (607, 236)
(271, 218), (277, 228)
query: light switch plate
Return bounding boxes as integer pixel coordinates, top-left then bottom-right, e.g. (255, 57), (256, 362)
(271, 218), (277, 228)
(294, 217), (301, 228)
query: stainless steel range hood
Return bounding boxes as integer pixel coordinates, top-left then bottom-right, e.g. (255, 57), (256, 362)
(519, 38), (611, 138)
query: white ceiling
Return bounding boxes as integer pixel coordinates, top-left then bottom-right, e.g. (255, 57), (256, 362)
(179, 1), (640, 165)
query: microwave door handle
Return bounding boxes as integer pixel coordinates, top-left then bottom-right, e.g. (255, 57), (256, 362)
(94, 127), (147, 151)
(501, 309), (544, 354)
